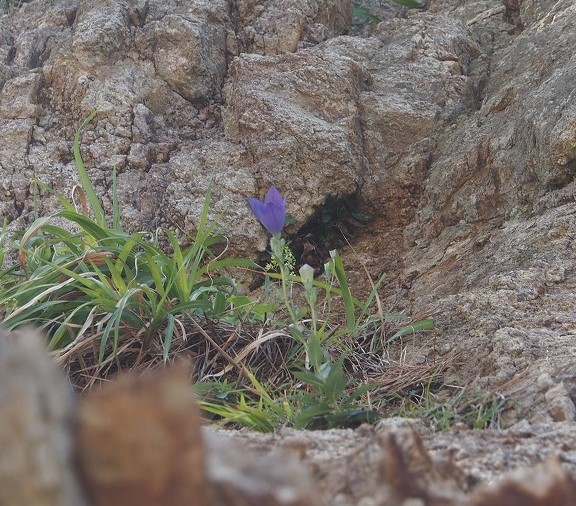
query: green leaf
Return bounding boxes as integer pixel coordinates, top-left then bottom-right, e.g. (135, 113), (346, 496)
(47, 302), (93, 348)
(348, 381), (378, 401)
(73, 111), (106, 227)
(387, 317), (434, 343)
(212, 291), (227, 314)
(332, 250), (356, 332)
(163, 313), (175, 363)
(306, 336), (328, 372)
(33, 178), (77, 213)
(321, 358), (347, 403)
(104, 258), (127, 293)
(292, 369), (325, 390)
(352, 6), (381, 23)
(356, 272), (387, 321)
(98, 287), (142, 361)
(200, 257), (260, 274)
(146, 253), (166, 297)
(164, 229), (188, 298)
(391, 0), (424, 8)
(293, 405), (331, 430)
(56, 211), (111, 242)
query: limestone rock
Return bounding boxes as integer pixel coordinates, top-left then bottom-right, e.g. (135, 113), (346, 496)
(469, 459), (576, 506)
(218, 422), (576, 506)
(223, 48), (370, 223)
(2, 331), (576, 505)
(544, 382), (576, 423)
(204, 430), (323, 506)
(75, 362), (323, 506)
(235, 0), (351, 55)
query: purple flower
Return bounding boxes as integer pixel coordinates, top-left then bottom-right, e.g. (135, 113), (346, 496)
(248, 187), (287, 234)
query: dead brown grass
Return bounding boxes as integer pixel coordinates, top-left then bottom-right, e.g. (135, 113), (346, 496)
(53, 312), (456, 428)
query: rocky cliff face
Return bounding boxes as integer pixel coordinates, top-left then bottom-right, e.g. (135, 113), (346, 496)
(1, 0), (576, 423)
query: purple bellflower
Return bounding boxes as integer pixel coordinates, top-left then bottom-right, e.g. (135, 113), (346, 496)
(248, 187), (287, 235)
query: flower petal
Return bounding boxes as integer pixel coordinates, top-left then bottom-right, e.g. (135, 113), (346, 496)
(248, 187), (287, 234)
(264, 187), (285, 207)
(259, 202), (285, 234)
(248, 198), (267, 223)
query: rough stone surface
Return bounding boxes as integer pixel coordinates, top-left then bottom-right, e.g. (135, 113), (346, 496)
(235, 0), (351, 55)
(221, 421), (576, 506)
(2, 0), (576, 459)
(75, 363), (210, 506)
(204, 430), (322, 506)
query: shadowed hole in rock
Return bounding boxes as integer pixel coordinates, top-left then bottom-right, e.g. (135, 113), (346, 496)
(546, 158), (576, 192)
(252, 191), (374, 287)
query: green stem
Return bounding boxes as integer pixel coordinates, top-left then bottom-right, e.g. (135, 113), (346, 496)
(271, 235), (298, 326)
(309, 302), (318, 335)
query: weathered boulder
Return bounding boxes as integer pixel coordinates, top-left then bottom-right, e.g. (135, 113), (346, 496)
(75, 363), (211, 506)
(235, 0), (351, 55)
(0, 0), (250, 255)
(387, 0), (576, 422)
(223, 48), (369, 223)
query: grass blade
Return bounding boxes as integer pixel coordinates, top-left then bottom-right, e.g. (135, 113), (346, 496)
(331, 250), (356, 332)
(73, 111), (106, 227)
(163, 313), (175, 363)
(387, 318), (434, 343)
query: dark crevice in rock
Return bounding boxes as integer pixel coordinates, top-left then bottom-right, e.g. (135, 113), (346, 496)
(247, 191), (372, 290)
(546, 159), (576, 193)
(12, 199), (24, 220)
(6, 43), (16, 64)
(128, 1), (149, 27)
(291, 191), (373, 273)
(65, 7), (78, 26)
(503, 0), (524, 33)
(27, 35), (50, 69)
(470, 60), (490, 111)
(225, 0), (243, 50)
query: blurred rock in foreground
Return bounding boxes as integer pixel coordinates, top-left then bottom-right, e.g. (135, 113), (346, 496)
(0, 329), (86, 506)
(1, 328), (576, 506)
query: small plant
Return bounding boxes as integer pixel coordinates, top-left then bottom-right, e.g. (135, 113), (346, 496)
(200, 186), (429, 431)
(391, 0), (425, 8)
(265, 243), (296, 274)
(2, 115), (436, 429)
(352, 6), (382, 26)
(352, 0), (425, 29)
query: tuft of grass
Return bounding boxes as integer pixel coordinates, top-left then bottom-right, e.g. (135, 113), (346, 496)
(198, 364), (379, 431)
(199, 240), (435, 431)
(391, 381), (508, 430)
(0, 113), (258, 366)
